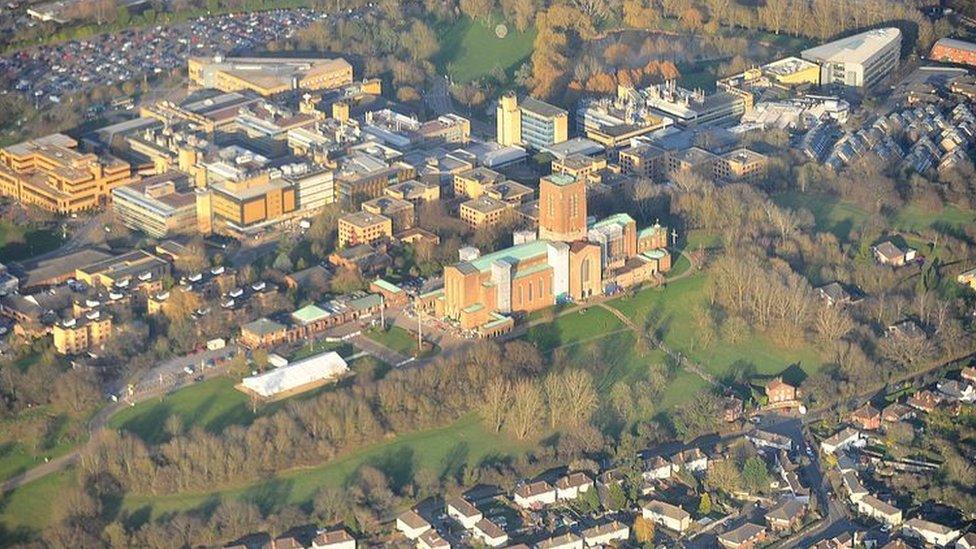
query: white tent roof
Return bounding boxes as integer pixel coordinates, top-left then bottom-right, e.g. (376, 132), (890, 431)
(242, 351), (348, 397)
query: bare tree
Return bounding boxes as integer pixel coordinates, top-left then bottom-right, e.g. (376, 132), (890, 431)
(506, 380), (544, 440)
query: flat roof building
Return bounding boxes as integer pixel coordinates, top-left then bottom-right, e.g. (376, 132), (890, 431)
(802, 28), (902, 89)
(112, 171), (198, 238)
(0, 134), (133, 214)
(188, 56), (353, 96)
(337, 211), (393, 248)
(496, 93), (569, 150)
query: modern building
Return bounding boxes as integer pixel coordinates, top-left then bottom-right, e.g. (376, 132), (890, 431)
(714, 148), (768, 183)
(384, 179), (440, 205)
(618, 142), (669, 180)
(361, 196), (414, 233)
(187, 56), (353, 96)
(74, 249), (171, 290)
(801, 28), (902, 89)
(930, 38), (976, 68)
(52, 312), (113, 355)
(576, 86), (674, 147)
(337, 211), (393, 248)
(496, 93), (569, 149)
(204, 173), (298, 235)
(111, 171), (198, 238)
(454, 166), (506, 199)
(459, 195), (511, 229)
(0, 134), (133, 214)
(639, 81), (749, 128)
(539, 173), (587, 242)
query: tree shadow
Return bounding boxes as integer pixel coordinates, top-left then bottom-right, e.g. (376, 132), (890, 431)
(367, 445), (417, 492)
(240, 477), (296, 517)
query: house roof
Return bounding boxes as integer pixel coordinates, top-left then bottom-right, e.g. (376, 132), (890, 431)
(446, 496), (480, 518)
(242, 317), (287, 336)
(555, 472), (593, 490)
(515, 480), (553, 498)
(719, 522), (766, 544)
(767, 497), (806, 522)
(852, 404), (880, 420)
(474, 518), (506, 539)
(644, 500), (690, 521)
(397, 509), (429, 530)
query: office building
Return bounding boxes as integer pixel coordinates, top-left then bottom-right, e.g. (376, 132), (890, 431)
(496, 93), (569, 149)
(454, 167), (506, 199)
(0, 134), (133, 214)
(111, 171), (198, 238)
(337, 211), (392, 248)
(641, 81), (749, 128)
(205, 173), (298, 235)
(188, 56), (353, 96)
(714, 148), (768, 183)
(361, 196), (415, 233)
(618, 142), (669, 180)
(539, 173), (587, 242)
(459, 195), (510, 229)
(801, 28), (901, 89)
(384, 179), (440, 205)
(576, 87), (673, 147)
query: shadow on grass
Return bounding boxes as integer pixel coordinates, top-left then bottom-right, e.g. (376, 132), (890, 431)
(367, 445), (417, 492)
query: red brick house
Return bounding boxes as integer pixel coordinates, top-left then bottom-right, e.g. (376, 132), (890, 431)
(765, 378), (798, 405)
(850, 404), (881, 430)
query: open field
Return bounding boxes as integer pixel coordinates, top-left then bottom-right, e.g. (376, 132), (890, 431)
(0, 469), (77, 543)
(0, 410), (81, 484)
(433, 15), (536, 83)
(119, 413), (527, 522)
(364, 325), (437, 358)
(525, 305), (627, 353)
(607, 275), (825, 381)
(290, 339), (355, 361)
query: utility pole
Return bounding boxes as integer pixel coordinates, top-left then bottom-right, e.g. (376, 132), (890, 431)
(380, 294), (385, 329)
(416, 299), (423, 353)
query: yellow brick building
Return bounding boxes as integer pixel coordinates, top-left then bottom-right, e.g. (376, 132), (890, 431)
(206, 173), (298, 235)
(188, 56), (354, 96)
(0, 134), (133, 214)
(337, 211), (393, 248)
(53, 313), (113, 355)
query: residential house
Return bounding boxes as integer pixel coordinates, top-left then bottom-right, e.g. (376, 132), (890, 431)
(841, 471), (869, 503)
(643, 456), (673, 481)
(881, 403), (914, 423)
(872, 240), (916, 266)
(961, 366), (976, 385)
(513, 481), (557, 509)
(396, 510), (431, 540)
(747, 429), (793, 452)
(908, 390), (942, 413)
(817, 282), (852, 306)
(765, 378), (798, 405)
(856, 495), (902, 526)
(671, 448), (708, 473)
(955, 267), (976, 290)
(555, 472), (593, 500)
(821, 427), (863, 454)
(851, 404), (881, 430)
(766, 498), (806, 531)
(718, 523), (768, 549)
(581, 520), (629, 547)
(445, 496), (482, 529)
(472, 519), (508, 547)
(956, 532), (976, 548)
(416, 529), (450, 549)
(311, 528), (356, 549)
(642, 500), (692, 533)
(937, 379), (976, 403)
(536, 532), (584, 549)
(239, 317), (289, 348)
(903, 518), (960, 547)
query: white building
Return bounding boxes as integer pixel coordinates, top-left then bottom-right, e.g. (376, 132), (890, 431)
(820, 427), (863, 454)
(581, 521), (629, 547)
(642, 500), (692, 533)
(536, 532), (584, 549)
(801, 28), (902, 89)
(445, 496), (482, 529)
(240, 351), (348, 398)
(513, 480), (557, 509)
(396, 510), (431, 540)
(472, 518), (508, 547)
(903, 518), (960, 547)
(856, 495), (902, 526)
(555, 472), (593, 500)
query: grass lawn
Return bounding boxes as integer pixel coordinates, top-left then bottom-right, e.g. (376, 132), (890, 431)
(525, 305), (626, 353)
(0, 416), (80, 484)
(0, 221), (65, 263)
(108, 377), (258, 444)
(364, 325), (437, 358)
(773, 191), (871, 241)
(607, 275), (824, 381)
(119, 412), (528, 521)
(892, 203), (975, 232)
(290, 339), (355, 361)
(0, 469), (77, 542)
(433, 15), (536, 83)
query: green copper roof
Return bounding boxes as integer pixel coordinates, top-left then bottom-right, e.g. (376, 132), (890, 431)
(292, 304), (329, 324)
(545, 173), (577, 186)
(373, 278), (402, 294)
(638, 224), (666, 239)
(590, 212), (635, 231)
(465, 239), (550, 273)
